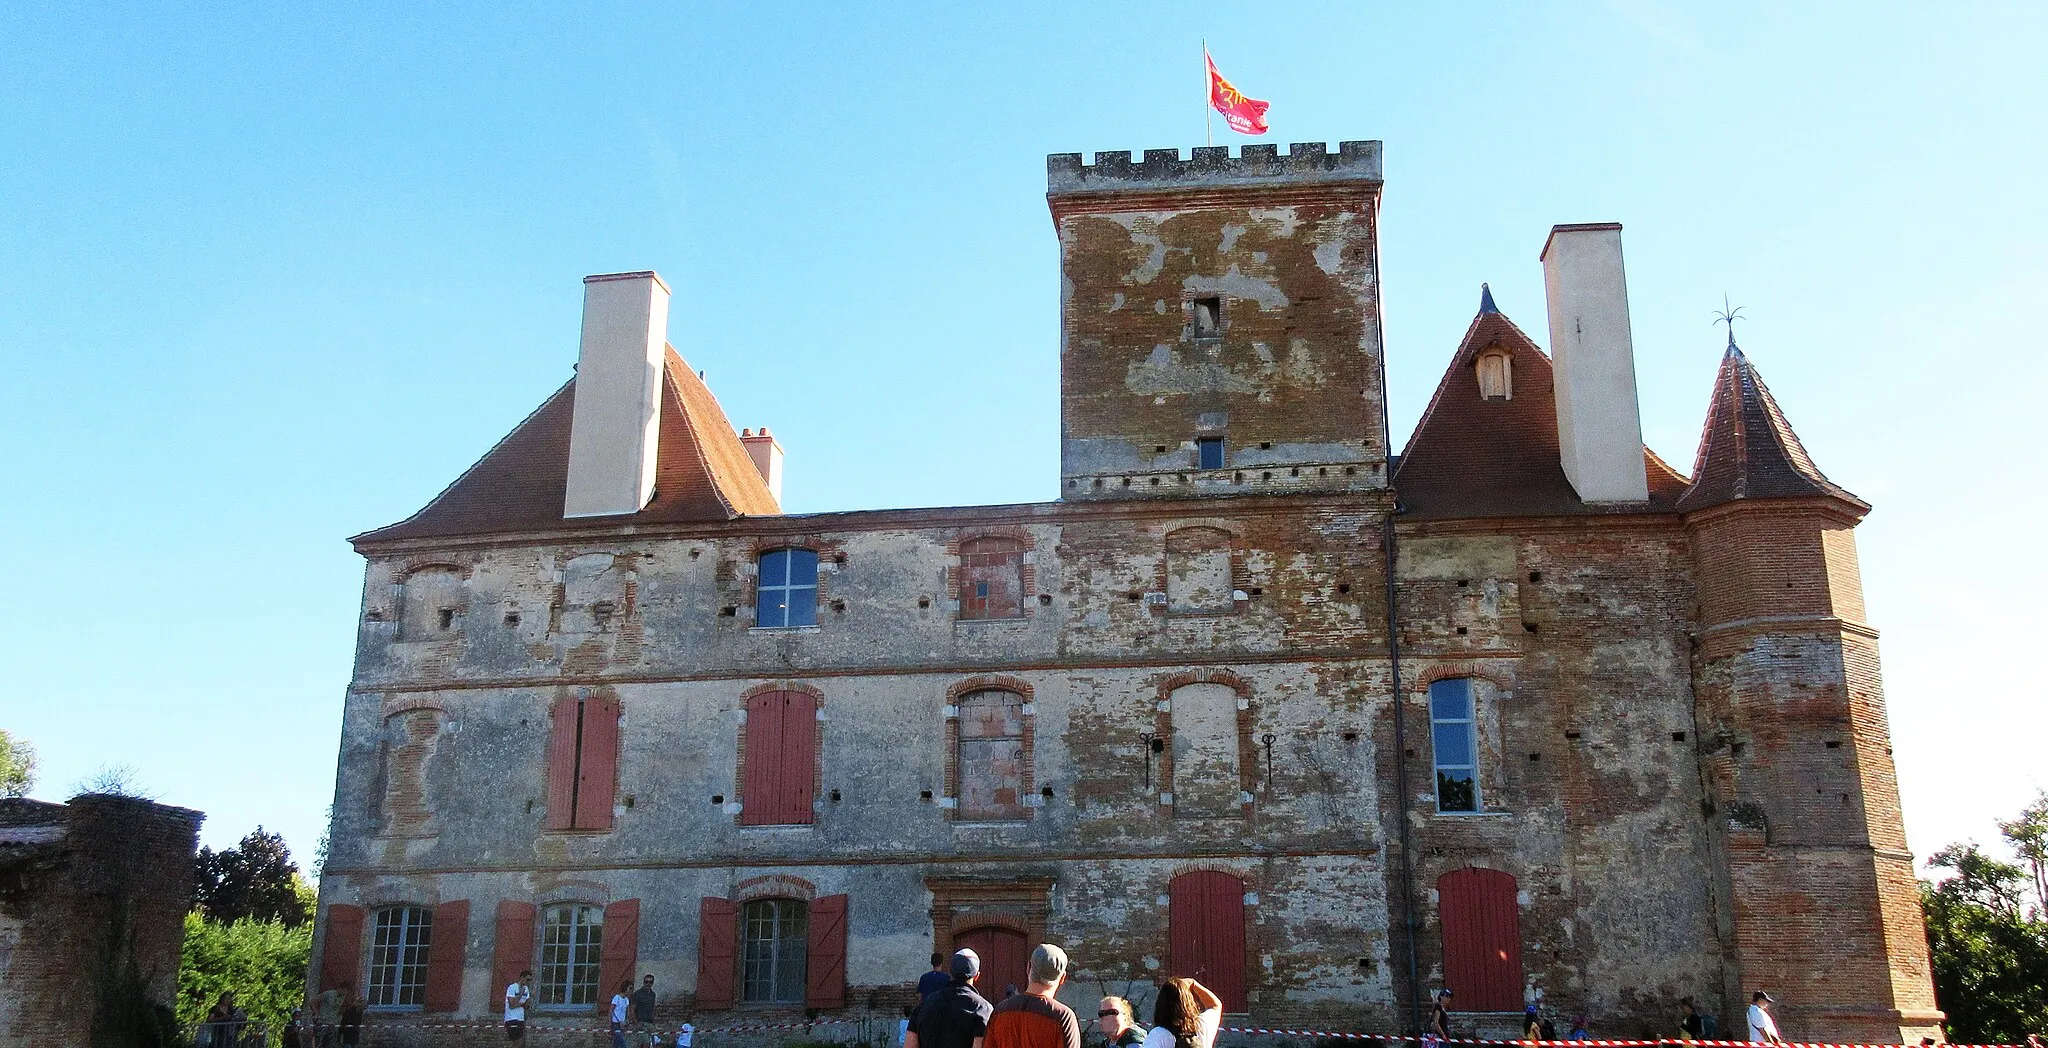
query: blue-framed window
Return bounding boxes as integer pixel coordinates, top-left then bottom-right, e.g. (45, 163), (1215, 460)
(538, 904), (603, 1009)
(1430, 678), (1481, 814)
(756, 549), (819, 628)
(1197, 437), (1225, 470)
(366, 905), (433, 1007)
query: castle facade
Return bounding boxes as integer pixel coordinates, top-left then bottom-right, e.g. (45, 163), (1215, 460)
(313, 142), (1940, 1043)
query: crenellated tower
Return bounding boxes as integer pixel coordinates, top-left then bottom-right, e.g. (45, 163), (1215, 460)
(1046, 142), (1389, 499)
(1679, 341), (1942, 1042)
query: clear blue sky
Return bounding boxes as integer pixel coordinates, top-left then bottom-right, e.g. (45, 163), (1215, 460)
(3, 3), (2041, 872)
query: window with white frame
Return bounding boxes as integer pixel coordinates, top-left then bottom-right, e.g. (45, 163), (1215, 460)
(741, 898), (809, 1004)
(755, 549), (819, 628)
(366, 905), (433, 1007)
(538, 904), (603, 1008)
(1430, 678), (1481, 813)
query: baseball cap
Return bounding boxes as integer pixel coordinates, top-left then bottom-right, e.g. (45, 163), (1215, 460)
(950, 949), (981, 980)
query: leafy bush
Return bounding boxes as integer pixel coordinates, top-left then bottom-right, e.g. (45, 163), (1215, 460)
(177, 910), (312, 1032)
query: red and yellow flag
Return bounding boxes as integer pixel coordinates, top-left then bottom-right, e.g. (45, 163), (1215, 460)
(1206, 50), (1270, 135)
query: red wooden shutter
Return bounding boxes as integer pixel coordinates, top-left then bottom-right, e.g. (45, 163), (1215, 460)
(696, 897), (738, 1010)
(1438, 868), (1524, 1012)
(597, 899), (641, 1013)
(423, 900), (470, 1012)
(1169, 872), (1246, 1012)
(493, 901), (538, 1005)
(576, 695), (621, 830)
(319, 904), (364, 992)
(544, 698), (581, 830)
(781, 692), (818, 825)
(806, 894), (848, 1008)
(740, 691), (783, 826)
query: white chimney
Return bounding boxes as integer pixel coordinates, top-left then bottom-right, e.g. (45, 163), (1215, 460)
(563, 271), (671, 518)
(1541, 223), (1650, 503)
(740, 427), (784, 504)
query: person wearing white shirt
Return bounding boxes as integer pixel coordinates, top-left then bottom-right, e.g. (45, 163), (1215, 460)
(611, 980), (633, 1048)
(1747, 991), (1784, 1043)
(1139, 978), (1221, 1048)
(504, 971), (533, 1041)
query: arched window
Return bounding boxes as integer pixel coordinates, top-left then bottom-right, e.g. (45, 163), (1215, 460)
(756, 548), (819, 628)
(1169, 871), (1247, 1012)
(1430, 678), (1481, 813)
(957, 537), (1026, 620)
(741, 898), (809, 1004)
(1476, 345), (1513, 400)
(953, 689), (1027, 821)
(1438, 867), (1523, 1012)
(366, 905), (433, 1007)
(538, 904), (603, 1008)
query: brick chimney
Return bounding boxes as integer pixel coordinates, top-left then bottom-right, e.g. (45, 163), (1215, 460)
(563, 271), (671, 518)
(740, 427), (784, 503)
(1541, 223), (1649, 503)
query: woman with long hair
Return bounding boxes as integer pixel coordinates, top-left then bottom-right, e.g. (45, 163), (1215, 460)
(1142, 978), (1222, 1048)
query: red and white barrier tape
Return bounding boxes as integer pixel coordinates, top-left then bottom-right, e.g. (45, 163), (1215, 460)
(1219, 1037), (2015, 1048)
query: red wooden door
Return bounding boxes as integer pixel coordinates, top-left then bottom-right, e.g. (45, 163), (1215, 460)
(1438, 867), (1524, 1012)
(743, 691), (816, 825)
(954, 926), (1029, 1001)
(1169, 871), (1247, 1012)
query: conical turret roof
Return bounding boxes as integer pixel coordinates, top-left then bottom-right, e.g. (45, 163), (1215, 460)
(1674, 342), (1864, 513)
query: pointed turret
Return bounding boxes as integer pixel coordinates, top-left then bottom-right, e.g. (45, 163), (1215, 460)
(1675, 342), (1866, 513)
(1478, 282), (1499, 315)
(1680, 336), (1940, 1041)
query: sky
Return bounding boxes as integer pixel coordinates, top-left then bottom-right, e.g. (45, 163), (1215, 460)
(2, 3), (2043, 874)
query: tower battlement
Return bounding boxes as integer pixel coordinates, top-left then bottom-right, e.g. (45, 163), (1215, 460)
(1046, 140), (1381, 195)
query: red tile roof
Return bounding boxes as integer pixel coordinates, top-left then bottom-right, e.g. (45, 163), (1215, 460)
(353, 347), (779, 545)
(1392, 305), (1689, 519)
(1674, 344), (1864, 513)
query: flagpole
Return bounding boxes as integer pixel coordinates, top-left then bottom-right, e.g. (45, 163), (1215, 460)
(1203, 39), (1212, 146)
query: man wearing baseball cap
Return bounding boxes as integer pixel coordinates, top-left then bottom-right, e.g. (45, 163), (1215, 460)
(1747, 992), (1784, 1043)
(907, 949), (995, 1048)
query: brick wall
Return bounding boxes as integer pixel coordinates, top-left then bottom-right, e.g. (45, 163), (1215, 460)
(0, 794), (203, 1046)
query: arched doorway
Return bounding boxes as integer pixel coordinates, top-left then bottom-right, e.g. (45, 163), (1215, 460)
(953, 925), (1029, 1001)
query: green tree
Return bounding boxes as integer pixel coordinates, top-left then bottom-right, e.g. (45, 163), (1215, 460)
(1923, 836), (2048, 1041)
(1998, 789), (2048, 916)
(0, 728), (36, 797)
(195, 828), (314, 927)
(176, 910), (313, 1033)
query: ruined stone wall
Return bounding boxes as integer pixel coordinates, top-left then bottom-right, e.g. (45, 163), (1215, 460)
(0, 794), (203, 1047)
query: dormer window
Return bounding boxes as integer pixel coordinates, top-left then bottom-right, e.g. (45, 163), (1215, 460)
(1476, 345), (1513, 400)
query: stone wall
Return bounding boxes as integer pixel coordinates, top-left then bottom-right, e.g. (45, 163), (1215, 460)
(0, 793), (204, 1046)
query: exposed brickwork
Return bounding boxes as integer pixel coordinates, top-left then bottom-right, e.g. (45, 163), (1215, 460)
(317, 141), (1936, 1045)
(0, 795), (203, 1047)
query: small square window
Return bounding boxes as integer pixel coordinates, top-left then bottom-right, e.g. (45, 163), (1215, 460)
(1192, 297), (1221, 338)
(1197, 437), (1225, 470)
(974, 582), (989, 598)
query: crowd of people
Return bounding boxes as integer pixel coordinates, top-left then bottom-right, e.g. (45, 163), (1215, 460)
(902, 944), (1223, 1048)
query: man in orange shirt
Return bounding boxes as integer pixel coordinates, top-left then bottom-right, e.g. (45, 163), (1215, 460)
(983, 944), (1082, 1048)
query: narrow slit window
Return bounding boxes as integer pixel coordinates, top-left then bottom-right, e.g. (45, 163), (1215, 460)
(1430, 678), (1481, 813)
(1197, 438), (1225, 470)
(1192, 297), (1222, 338)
